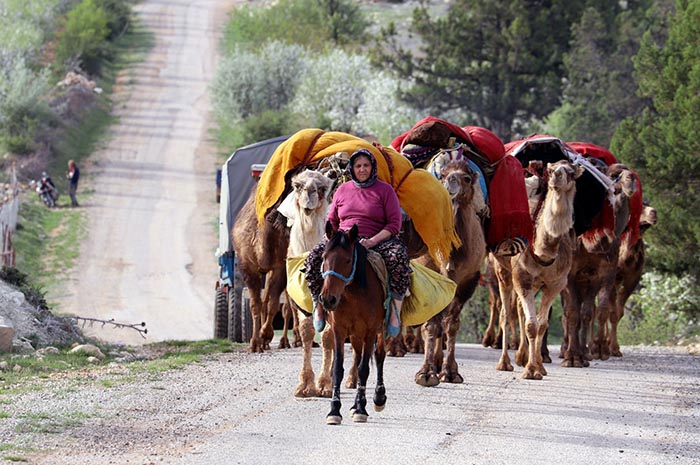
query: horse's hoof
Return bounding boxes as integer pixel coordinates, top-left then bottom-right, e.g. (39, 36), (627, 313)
(561, 359), (573, 367)
(326, 415), (342, 425)
(352, 413), (369, 423)
(611, 349), (623, 357)
(277, 337), (290, 349)
(542, 354), (552, 364)
(582, 359), (590, 367)
(374, 404), (385, 412)
(345, 380), (357, 389)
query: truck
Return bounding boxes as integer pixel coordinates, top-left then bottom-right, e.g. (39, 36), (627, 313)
(214, 135), (289, 342)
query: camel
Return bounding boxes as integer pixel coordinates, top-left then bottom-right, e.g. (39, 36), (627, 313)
(231, 186), (290, 353)
(560, 163), (638, 367)
(606, 201), (656, 357)
(493, 160), (583, 379)
(282, 170), (336, 398)
(481, 163), (544, 350)
(414, 159), (486, 386)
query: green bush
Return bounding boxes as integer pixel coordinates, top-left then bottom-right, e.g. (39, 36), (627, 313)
(0, 59), (54, 155)
(618, 272), (700, 345)
(222, 0), (369, 53)
(55, 0), (110, 74)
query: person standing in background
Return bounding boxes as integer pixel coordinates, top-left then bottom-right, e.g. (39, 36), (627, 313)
(66, 160), (80, 207)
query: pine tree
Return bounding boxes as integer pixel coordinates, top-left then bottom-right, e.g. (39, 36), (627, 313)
(611, 0), (700, 278)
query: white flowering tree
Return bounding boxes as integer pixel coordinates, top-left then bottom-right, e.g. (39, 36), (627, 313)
(211, 41), (308, 123)
(292, 49), (419, 143)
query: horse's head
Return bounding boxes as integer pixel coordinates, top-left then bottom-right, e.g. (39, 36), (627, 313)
(292, 170), (333, 215)
(441, 159), (476, 202)
(546, 160), (583, 193)
(320, 222), (366, 311)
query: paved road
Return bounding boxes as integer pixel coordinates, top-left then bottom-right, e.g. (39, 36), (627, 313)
(54, 0), (239, 344)
(8, 343), (700, 465)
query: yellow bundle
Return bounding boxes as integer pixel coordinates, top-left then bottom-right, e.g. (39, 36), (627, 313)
(255, 129), (460, 266)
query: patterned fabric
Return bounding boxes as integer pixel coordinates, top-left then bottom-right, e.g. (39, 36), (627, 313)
(305, 236), (411, 300)
(401, 144), (441, 167)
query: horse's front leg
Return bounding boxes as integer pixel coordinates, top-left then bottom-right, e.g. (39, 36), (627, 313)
(374, 333), (387, 412)
(326, 328), (345, 425)
(351, 335), (374, 423)
(415, 316), (440, 387)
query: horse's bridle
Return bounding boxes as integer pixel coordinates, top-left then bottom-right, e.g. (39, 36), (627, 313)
(321, 247), (357, 285)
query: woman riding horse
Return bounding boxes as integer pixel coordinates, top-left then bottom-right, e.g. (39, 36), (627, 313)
(305, 148), (411, 337)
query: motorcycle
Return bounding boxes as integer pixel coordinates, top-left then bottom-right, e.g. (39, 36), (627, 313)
(33, 173), (60, 208)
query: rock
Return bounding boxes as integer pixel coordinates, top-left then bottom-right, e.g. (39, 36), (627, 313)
(86, 356), (101, 365)
(0, 316), (15, 352)
(12, 339), (35, 354)
(70, 344), (105, 360)
(0, 361), (9, 371)
(36, 347), (60, 356)
(13, 364), (22, 372)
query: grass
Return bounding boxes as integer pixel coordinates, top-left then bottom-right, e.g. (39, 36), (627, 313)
(0, 339), (236, 393)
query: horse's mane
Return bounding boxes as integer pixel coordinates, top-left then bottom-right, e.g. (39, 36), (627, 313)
(327, 230), (368, 289)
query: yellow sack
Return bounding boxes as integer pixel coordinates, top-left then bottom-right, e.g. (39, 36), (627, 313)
(286, 253), (314, 313)
(402, 261), (457, 327)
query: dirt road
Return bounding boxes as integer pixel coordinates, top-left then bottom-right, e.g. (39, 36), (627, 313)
(4, 343), (699, 465)
(54, 0), (240, 345)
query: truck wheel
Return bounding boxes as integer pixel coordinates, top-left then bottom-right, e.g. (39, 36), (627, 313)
(229, 255), (244, 342)
(229, 286), (242, 343)
(214, 287), (229, 339)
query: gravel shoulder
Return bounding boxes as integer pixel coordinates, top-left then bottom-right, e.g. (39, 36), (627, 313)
(2, 343), (698, 465)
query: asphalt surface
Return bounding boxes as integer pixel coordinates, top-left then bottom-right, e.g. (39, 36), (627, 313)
(6, 343), (699, 465)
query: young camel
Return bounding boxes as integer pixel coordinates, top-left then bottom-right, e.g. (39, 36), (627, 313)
(493, 160), (583, 379)
(561, 164), (638, 367)
(606, 202), (657, 357)
(283, 170), (335, 398)
(414, 160), (486, 386)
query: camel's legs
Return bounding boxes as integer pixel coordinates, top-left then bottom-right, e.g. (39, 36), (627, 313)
(294, 310), (320, 398)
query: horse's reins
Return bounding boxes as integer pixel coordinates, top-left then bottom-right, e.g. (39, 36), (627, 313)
(321, 247), (357, 285)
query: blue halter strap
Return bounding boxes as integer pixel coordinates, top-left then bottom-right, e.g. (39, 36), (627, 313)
(321, 247), (357, 285)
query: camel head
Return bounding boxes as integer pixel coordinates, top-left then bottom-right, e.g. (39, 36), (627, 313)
(291, 170), (333, 215)
(640, 202), (658, 232)
(607, 163), (637, 198)
(441, 159), (476, 202)
(607, 163), (639, 238)
(546, 160), (584, 193)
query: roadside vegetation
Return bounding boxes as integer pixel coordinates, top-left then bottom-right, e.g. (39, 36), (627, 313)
(212, 0), (699, 347)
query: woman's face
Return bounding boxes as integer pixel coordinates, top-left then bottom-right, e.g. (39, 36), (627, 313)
(353, 155), (372, 183)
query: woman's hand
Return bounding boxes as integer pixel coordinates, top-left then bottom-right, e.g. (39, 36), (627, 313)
(359, 237), (374, 248)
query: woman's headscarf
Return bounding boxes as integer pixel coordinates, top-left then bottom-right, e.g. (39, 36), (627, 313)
(349, 149), (378, 188)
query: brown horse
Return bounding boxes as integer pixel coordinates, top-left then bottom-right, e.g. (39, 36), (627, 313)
(320, 223), (388, 425)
